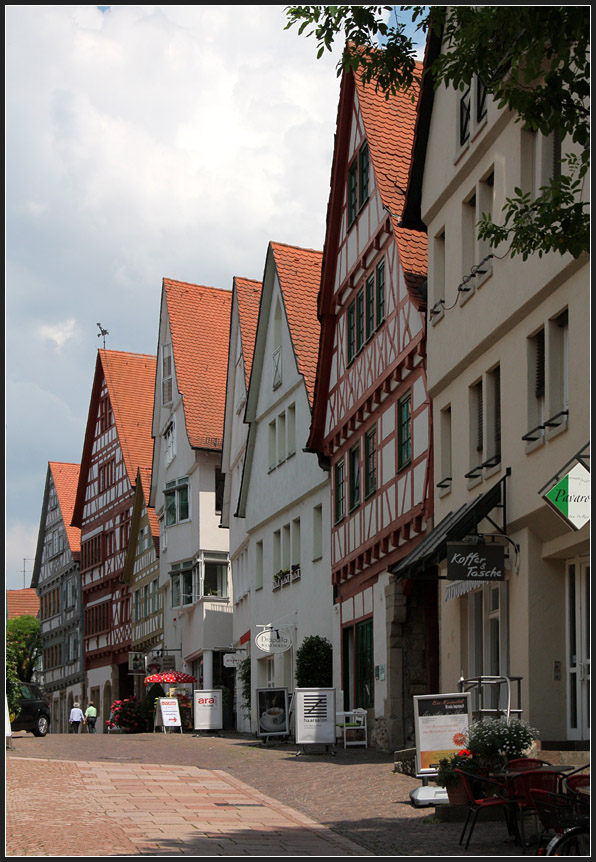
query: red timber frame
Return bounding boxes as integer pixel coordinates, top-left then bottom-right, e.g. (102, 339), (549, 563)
(307, 69), (436, 731)
(74, 369), (134, 682)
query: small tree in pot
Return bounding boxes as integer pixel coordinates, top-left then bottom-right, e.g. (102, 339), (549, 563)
(295, 635), (332, 688)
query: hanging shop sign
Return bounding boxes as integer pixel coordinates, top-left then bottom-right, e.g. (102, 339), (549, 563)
(255, 626), (293, 654)
(257, 687), (289, 737)
(154, 698), (182, 732)
(223, 650), (248, 668)
(446, 543), (505, 581)
(542, 463), (590, 532)
(193, 689), (223, 731)
(146, 653), (176, 675)
(295, 688), (336, 745)
(128, 652), (146, 674)
(413, 692), (471, 775)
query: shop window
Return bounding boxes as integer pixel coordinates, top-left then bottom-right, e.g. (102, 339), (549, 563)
(355, 619), (374, 709)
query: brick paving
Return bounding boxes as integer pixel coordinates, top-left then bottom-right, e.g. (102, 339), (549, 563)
(6, 731), (526, 856)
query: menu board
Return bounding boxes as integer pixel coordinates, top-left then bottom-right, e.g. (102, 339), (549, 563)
(413, 693), (471, 775)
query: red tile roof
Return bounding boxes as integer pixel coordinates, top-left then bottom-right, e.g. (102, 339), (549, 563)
(6, 589), (40, 619)
(234, 278), (262, 388)
(164, 280), (232, 451)
(355, 65), (428, 290)
(101, 350), (157, 483)
(271, 243), (323, 406)
(137, 466), (160, 541)
(49, 462), (81, 554)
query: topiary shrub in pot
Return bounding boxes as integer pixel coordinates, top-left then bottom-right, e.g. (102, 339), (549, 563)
(295, 635), (332, 688)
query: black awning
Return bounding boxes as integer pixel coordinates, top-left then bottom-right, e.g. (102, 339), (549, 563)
(391, 477), (506, 579)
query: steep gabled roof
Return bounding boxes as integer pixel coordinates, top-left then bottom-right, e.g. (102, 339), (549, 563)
(307, 65), (427, 455)
(270, 242), (323, 407)
(354, 64), (427, 294)
(6, 589), (40, 619)
(72, 350), (157, 526)
(164, 279), (232, 451)
(234, 277), (262, 388)
(49, 462), (81, 554)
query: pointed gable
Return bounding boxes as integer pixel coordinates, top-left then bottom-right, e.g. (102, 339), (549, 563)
(164, 279), (232, 451)
(49, 462), (81, 555)
(235, 277), (262, 388)
(270, 243), (323, 406)
(72, 349), (157, 525)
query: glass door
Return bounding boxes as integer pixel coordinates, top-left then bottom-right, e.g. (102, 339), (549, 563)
(566, 559), (590, 740)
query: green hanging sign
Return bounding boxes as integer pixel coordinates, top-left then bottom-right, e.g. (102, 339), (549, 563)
(543, 463), (590, 531)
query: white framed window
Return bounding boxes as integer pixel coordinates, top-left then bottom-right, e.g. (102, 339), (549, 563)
(162, 343), (173, 405)
(201, 552), (229, 598)
(170, 560), (194, 607)
(312, 504), (323, 561)
(164, 477), (189, 526)
(164, 419), (176, 466)
(468, 582), (509, 711)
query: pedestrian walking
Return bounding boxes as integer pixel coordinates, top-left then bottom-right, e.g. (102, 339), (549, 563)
(85, 702), (97, 733)
(69, 702), (85, 734)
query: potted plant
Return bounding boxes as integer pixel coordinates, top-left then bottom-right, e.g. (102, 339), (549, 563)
(436, 749), (481, 805)
(466, 718), (539, 772)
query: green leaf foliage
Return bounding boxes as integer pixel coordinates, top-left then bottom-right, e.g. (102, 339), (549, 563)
(295, 635), (333, 688)
(6, 615), (42, 683)
(285, 5), (589, 259)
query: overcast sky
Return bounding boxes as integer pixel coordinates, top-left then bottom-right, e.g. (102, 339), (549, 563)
(5, 5), (424, 591)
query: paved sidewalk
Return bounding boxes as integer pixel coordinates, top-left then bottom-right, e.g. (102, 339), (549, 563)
(6, 732), (526, 856)
(6, 756), (368, 857)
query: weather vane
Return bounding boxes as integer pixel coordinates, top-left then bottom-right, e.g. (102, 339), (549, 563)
(97, 323), (109, 348)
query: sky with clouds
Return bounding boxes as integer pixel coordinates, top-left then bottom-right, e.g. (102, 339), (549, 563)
(5, 5), (425, 591)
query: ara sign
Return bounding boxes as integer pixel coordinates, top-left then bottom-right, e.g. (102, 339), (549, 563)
(446, 543), (505, 581)
(543, 463), (590, 532)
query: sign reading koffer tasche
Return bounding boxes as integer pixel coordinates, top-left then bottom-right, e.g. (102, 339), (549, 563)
(446, 542), (505, 581)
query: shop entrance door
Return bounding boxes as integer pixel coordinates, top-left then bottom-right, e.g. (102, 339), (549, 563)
(566, 559), (590, 741)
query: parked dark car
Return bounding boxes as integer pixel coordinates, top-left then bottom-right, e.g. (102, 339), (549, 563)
(11, 682), (51, 737)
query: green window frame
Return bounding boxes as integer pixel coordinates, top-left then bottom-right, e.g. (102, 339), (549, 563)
(398, 393), (412, 470)
(348, 159), (358, 226)
(365, 273), (375, 340)
(364, 427), (377, 498)
(347, 301), (356, 364)
(334, 459), (345, 524)
(356, 289), (365, 353)
(349, 443), (361, 511)
(355, 619), (374, 709)
(376, 259), (385, 327)
(359, 142), (370, 209)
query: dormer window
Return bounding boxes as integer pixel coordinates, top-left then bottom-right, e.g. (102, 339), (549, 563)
(348, 141), (370, 227)
(164, 419), (176, 466)
(162, 344), (173, 405)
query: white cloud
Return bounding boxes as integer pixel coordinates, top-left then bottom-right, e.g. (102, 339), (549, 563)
(5, 5), (343, 578)
(37, 318), (80, 349)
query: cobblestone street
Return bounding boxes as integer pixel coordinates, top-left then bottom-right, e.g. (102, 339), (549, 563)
(6, 731), (526, 856)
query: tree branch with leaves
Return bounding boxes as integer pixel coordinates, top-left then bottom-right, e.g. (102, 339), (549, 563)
(285, 5), (590, 259)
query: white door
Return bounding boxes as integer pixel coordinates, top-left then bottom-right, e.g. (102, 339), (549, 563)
(566, 559), (590, 740)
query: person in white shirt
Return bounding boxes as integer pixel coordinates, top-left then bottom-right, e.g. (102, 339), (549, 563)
(69, 702), (85, 734)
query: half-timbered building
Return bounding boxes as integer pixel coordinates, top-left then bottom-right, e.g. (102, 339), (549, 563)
(307, 65), (434, 750)
(220, 276), (262, 732)
(31, 461), (83, 733)
(121, 467), (162, 699)
(236, 242), (332, 732)
(72, 349), (156, 730)
(150, 279), (233, 706)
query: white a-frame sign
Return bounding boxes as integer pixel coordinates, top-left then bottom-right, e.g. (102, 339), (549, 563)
(154, 697), (183, 733)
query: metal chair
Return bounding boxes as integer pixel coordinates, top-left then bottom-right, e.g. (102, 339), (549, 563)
(508, 768), (561, 851)
(454, 768), (514, 850)
(505, 757), (552, 771)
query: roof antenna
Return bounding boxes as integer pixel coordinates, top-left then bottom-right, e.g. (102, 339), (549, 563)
(97, 323), (109, 349)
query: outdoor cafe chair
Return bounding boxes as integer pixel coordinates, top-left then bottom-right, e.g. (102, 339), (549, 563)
(529, 787), (590, 853)
(454, 768), (514, 850)
(504, 757), (552, 771)
(507, 768), (561, 851)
